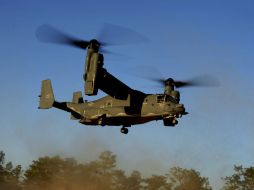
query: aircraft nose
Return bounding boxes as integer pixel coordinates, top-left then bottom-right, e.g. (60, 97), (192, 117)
(176, 104), (184, 108)
(175, 104), (185, 113)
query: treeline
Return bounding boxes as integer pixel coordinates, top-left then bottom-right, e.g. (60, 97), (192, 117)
(0, 151), (253, 190)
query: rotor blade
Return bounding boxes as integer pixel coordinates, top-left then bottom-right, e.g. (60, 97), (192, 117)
(141, 76), (165, 85)
(35, 24), (90, 49)
(128, 65), (220, 89)
(97, 23), (150, 46)
(100, 48), (129, 59)
(128, 65), (164, 83)
(174, 75), (220, 88)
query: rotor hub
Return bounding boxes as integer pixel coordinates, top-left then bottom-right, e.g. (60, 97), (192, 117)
(88, 39), (101, 51)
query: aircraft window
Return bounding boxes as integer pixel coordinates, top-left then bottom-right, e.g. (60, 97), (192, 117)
(157, 95), (165, 103)
(165, 95), (177, 103)
(106, 101), (112, 107)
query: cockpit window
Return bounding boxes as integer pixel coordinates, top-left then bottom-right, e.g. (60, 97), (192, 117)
(157, 94), (177, 103)
(157, 95), (165, 103)
(165, 95), (177, 103)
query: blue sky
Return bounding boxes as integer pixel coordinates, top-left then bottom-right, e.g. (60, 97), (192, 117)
(1, 0), (254, 189)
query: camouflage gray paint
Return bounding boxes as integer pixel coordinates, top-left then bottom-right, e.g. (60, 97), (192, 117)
(35, 25), (217, 134)
(39, 79), (187, 134)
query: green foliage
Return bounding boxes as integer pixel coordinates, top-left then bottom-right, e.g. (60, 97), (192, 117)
(223, 165), (254, 190)
(167, 167), (212, 190)
(0, 151), (22, 190)
(144, 175), (171, 190)
(24, 155), (80, 190)
(122, 171), (143, 190)
(23, 151), (119, 190)
(7, 149), (250, 190)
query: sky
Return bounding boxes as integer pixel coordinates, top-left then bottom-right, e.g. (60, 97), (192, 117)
(0, 0), (254, 189)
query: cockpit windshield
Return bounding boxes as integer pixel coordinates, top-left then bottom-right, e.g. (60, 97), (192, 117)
(156, 94), (177, 103)
(165, 95), (177, 103)
(157, 95), (165, 103)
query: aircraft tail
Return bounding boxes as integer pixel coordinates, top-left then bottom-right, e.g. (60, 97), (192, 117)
(39, 79), (55, 109)
(72, 91), (84, 104)
(71, 91), (83, 120)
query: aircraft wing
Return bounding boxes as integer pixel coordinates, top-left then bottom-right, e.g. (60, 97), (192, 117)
(97, 68), (147, 115)
(97, 68), (134, 100)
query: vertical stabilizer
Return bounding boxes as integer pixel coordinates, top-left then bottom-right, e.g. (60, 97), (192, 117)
(39, 79), (55, 109)
(72, 91), (84, 103)
(71, 91), (83, 120)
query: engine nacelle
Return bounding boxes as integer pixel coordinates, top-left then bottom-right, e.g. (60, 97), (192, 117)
(83, 50), (104, 96)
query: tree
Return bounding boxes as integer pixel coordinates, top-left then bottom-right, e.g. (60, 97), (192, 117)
(144, 174), (172, 190)
(79, 150), (118, 190)
(23, 151), (119, 190)
(167, 167), (212, 190)
(0, 151), (22, 190)
(2, 149), (216, 190)
(223, 165), (254, 190)
(24, 155), (80, 190)
(114, 170), (143, 190)
(124, 170), (143, 190)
